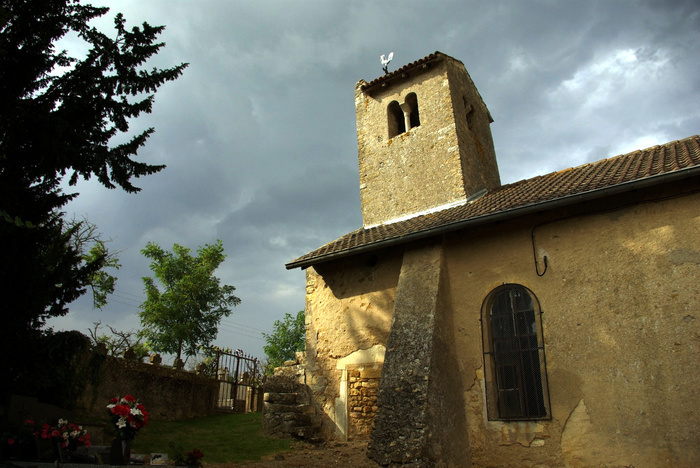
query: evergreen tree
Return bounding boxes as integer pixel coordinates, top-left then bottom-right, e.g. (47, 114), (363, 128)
(0, 0), (186, 397)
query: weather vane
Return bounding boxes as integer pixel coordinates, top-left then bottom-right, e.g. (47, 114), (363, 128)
(380, 52), (394, 74)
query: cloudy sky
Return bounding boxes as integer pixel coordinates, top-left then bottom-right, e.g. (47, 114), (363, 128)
(48, 0), (700, 362)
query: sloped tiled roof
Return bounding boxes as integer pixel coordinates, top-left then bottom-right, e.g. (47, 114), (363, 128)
(286, 135), (700, 269)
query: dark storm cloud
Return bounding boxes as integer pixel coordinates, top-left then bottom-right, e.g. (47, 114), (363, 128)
(50, 0), (700, 359)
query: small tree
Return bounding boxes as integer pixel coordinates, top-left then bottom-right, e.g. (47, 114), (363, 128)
(68, 217), (121, 309)
(138, 240), (240, 361)
(88, 321), (149, 361)
(263, 310), (306, 372)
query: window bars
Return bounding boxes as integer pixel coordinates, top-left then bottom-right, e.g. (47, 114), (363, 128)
(481, 285), (551, 421)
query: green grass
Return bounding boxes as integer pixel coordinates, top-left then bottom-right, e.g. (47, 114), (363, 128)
(130, 413), (291, 464)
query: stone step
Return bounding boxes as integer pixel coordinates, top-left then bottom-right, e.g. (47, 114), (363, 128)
(264, 373), (306, 393)
(264, 402), (315, 414)
(264, 392), (300, 404)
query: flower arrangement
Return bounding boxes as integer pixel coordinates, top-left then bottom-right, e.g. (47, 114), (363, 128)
(2, 419), (35, 448)
(185, 449), (204, 467)
(173, 448), (204, 467)
(1, 418), (90, 460)
(106, 395), (149, 440)
(36, 419), (92, 450)
(1, 419), (35, 460)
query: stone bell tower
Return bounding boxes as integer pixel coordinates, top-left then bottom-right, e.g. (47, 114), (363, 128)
(355, 51), (500, 227)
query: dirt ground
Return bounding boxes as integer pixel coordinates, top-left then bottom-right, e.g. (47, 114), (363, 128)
(216, 440), (378, 467)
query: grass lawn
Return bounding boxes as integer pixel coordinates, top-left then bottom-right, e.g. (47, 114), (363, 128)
(130, 412), (291, 464)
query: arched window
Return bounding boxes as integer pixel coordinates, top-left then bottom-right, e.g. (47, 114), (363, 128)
(405, 92), (420, 129)
(481, 285), (550, 420)
(387, 101), (405, 138)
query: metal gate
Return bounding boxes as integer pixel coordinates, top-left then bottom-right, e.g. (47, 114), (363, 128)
(214, 349), (261, 412)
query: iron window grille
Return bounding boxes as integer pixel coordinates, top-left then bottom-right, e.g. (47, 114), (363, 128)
(481, 284), (551, 421)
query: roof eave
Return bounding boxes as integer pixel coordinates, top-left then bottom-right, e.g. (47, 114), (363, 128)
(285, 165), (700, 270)
(360, 51), (445, 94)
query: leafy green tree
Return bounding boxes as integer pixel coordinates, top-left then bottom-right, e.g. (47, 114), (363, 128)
(139, 240), (241, 361)
(263, 310), (306, 372)
(0, 0), (187, 362)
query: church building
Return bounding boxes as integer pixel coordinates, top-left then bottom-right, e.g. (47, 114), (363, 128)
(285, 52), (700, 467)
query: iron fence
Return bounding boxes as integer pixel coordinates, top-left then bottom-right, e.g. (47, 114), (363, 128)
(214, 349), (262, 412)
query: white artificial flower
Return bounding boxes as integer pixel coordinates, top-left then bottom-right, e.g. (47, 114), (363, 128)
(117, 418), (127, 429)
(58, 419), (67, 426)
(130, 408), (143, 417)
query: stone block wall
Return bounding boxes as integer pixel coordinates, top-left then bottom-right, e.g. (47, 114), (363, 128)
(346, 365), (380, 438)
(76, 354), (218, 421)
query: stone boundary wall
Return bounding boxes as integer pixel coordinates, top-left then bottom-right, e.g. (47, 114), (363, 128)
(76, 354), (218, 421)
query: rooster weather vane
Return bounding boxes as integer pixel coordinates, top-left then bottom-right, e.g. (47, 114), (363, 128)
(380, 52), (394, 74)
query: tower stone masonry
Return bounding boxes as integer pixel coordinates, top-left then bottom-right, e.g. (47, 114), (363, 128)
(355, 52), (501, 227)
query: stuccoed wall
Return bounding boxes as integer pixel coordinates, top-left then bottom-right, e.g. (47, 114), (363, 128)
(302, 184), (699, 466)
(76, 355), (218, 422)
(304, 248), (402, 439)
(445, 189), (700, 467)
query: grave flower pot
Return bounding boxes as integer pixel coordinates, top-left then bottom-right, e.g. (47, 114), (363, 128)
(109, 438), (131, 465)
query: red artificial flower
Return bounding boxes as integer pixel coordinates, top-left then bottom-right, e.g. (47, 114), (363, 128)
(123, 394), (136, 402)
(38, 423), (51, 439)
(51, 429), (60, 438)
(7, 438), (15, 445)
(109, 397), (118, 404)
(112, 405), (130, 417)
(24, 419), (35, 426)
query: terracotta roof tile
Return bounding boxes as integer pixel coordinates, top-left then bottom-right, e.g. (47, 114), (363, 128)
(360, 52), (443, 92)
(286, 135), (700, 269)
